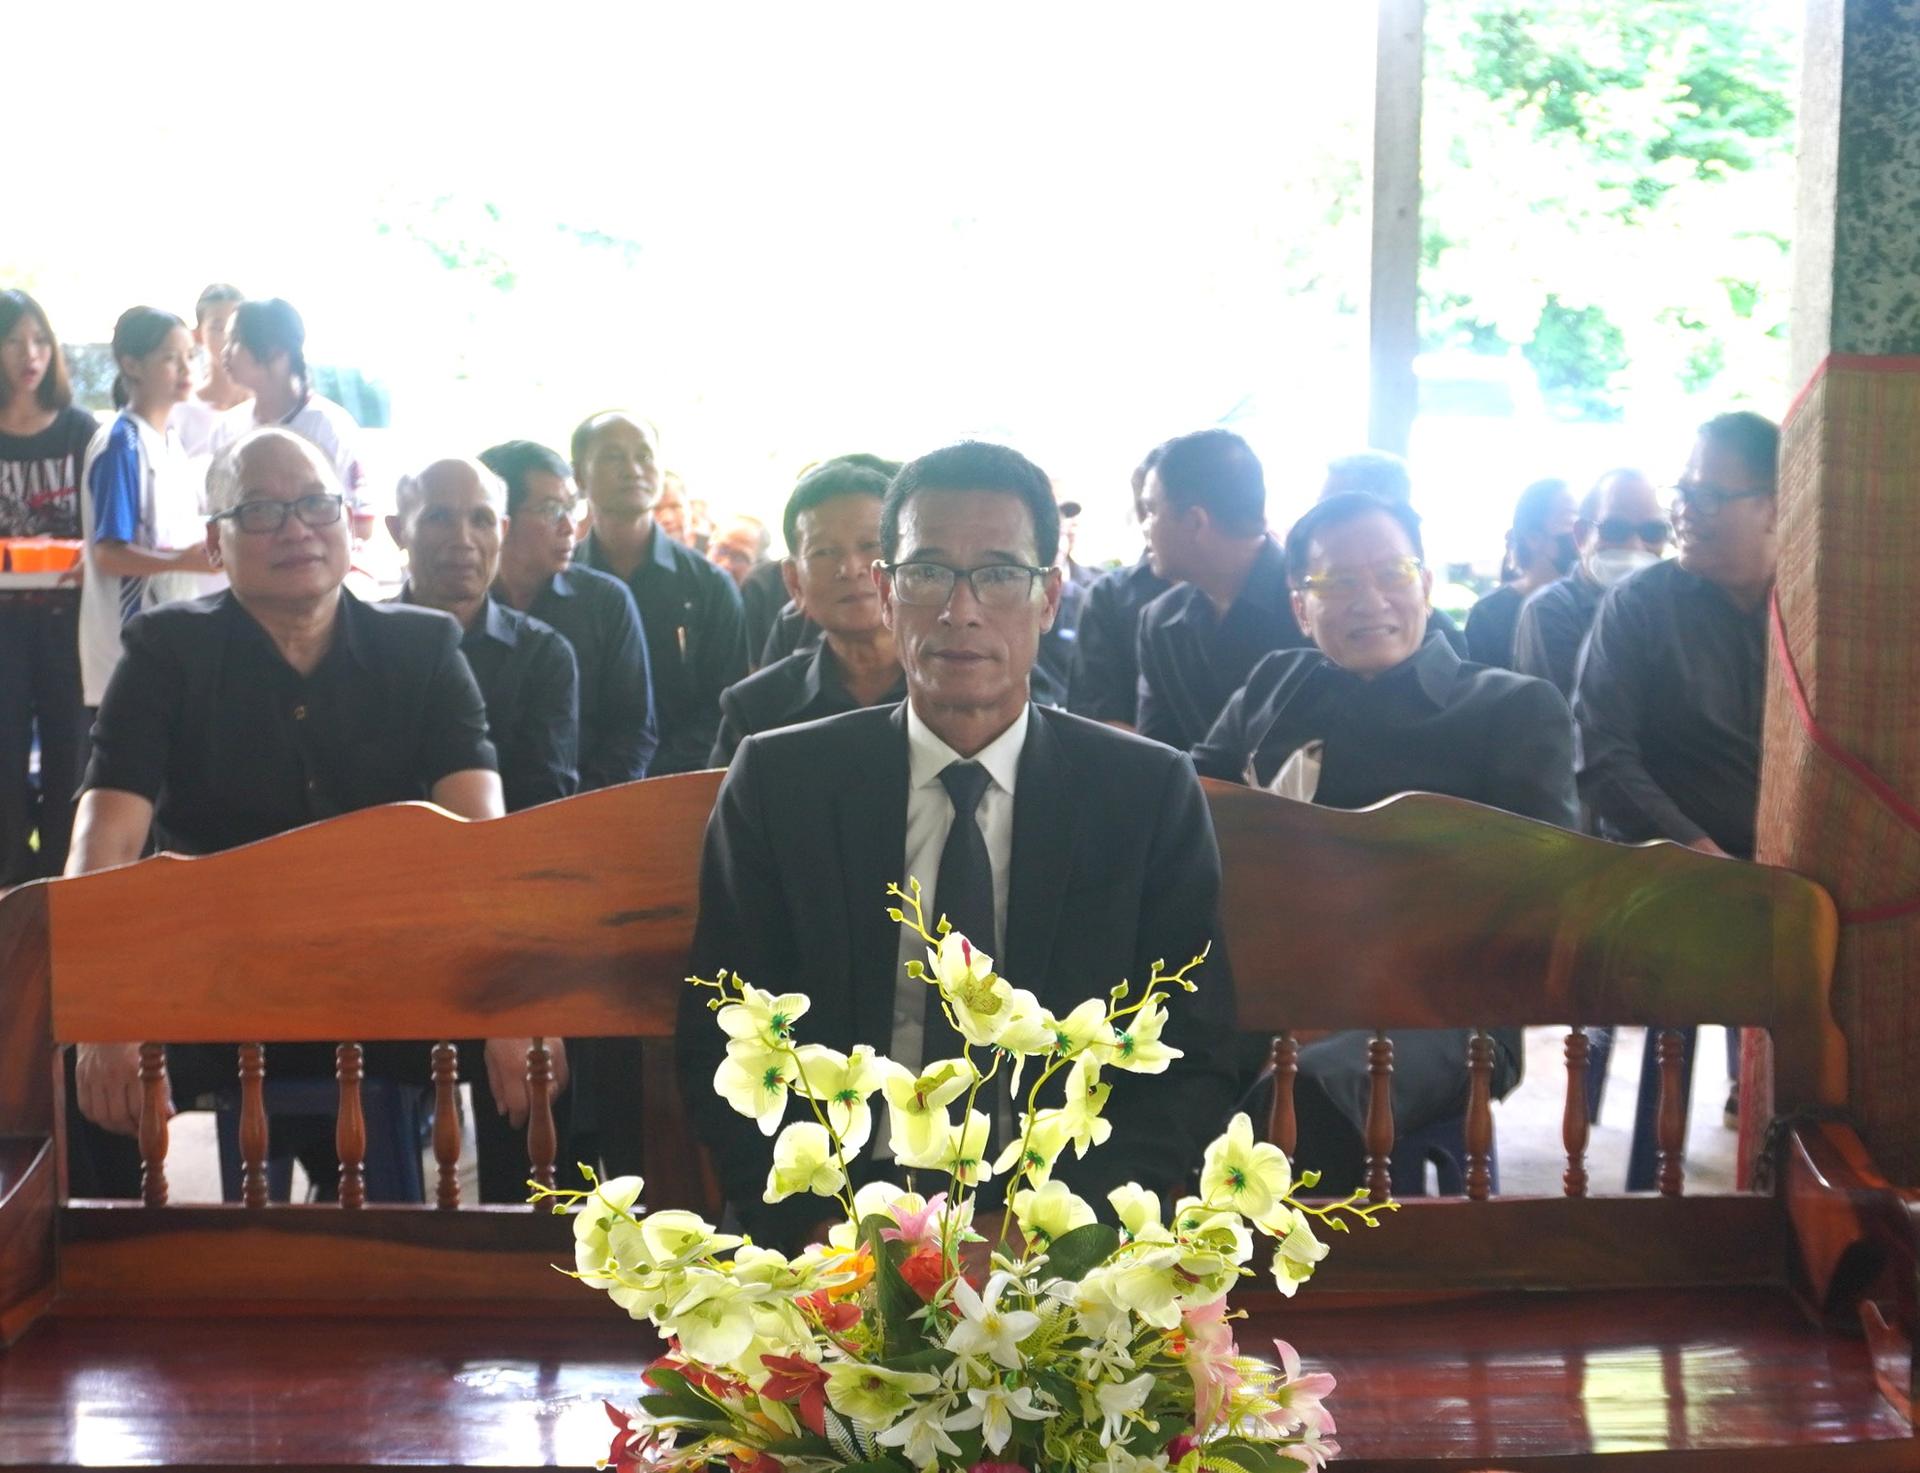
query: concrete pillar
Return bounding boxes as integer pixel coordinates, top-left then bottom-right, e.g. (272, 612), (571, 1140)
(1367, 0), (1424, 457)
(1757, 0), (1920, 1178)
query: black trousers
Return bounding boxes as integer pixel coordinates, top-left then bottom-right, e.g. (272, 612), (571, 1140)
(0, 598), (86, 887)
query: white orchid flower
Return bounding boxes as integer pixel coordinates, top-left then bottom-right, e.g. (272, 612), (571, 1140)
(1110, 994), (1182, 1073)
(947, 1381), (1053, 1455)
(714, 1043), (793, 1136)
(823, 1362), (941, 1424)
(716, 984), (810, 1050)
(945, 1270), (1040, 1370)
(1011, 1179), (1096, 1247)
(636, 1208), (740, 1270)
(763, 1121), (847, 1203)
(880, 1057), (977, 1163)
(571, 1174), (644, 1285)
(947, 1107), (996, 1186)
(1050, 996), (1118, 1058)
(792, 1042), (887, 1152)
(1199, 1111), (1293, 1221)
(991, 1106), (1073, 1184)
(1264, 1204), (1331, 1296)
(1106, 1183), (1172, 1244)
(660, 1268), (763, 1364)
(1060, 1054), (1114, 1157)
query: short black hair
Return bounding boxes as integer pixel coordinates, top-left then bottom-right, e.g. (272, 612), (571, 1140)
(479, 439), (572, 516)
(1129, 443), (1164, 500)
(818, 451), (902, 480)
(1150, 428), (1266, 535)
(1698, 411), (1780, 490)
(1510, 477), (1569, 538)
(880, 441), (1059, 565)
(784, 459), (890, 552)
(570, 410), (661, 469)
(231, 298), (307, 386)
(1284, 492), (1426, 587)
(1323, 449), (1412, 506)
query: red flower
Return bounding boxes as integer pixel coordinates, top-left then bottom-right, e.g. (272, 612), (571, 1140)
(649, 1351), (741, 1402)
(896, 1245), (951, 1303)
(759, 1352), (830, 1436)
(604, 1401), (663, 1473)
(969, 1463), (1029, 1473)
(1165, 1433), (1199, 1461)
(799, 1289), (862, 1334)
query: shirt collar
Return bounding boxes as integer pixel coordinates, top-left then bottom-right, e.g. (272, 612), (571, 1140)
(906, 699), (1030, 798)
(225, 585), (371, 674)
(1327, 628), (1459, 709)
(474, 594), (518, 647)
(1170, 535), (1287, 625)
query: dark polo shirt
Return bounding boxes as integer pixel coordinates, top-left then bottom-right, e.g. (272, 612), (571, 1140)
(518, 565), (656, 789)
(1573, 557), (1766, 857)
(577, 526), (748, 775)
(1190, 633), (1578, 829)
(711, 640), (908, 768)
(84, 589), (497, 855)
(1513, 571), (1606, 700)
(397, 589), (579, 813)
(1069, 553), (1171, 725)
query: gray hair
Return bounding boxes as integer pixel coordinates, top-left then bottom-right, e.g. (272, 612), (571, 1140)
(205, 427), (339, 516)
(393, 457), (509, 520)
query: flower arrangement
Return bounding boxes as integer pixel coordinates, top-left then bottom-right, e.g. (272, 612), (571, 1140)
(541, 880), (1394, 1473)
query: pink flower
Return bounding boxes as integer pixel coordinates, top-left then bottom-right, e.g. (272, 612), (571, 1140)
(1265, 1339), (1338, 1437)
(1165, 1433), (1199, 1461)
(968, 1464), (1029, 1473)
(881, 1191), (949, 1250)
(1183, 1298), (1243, 1433)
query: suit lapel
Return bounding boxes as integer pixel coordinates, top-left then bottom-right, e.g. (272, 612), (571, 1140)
(834, 706), (911, 1032)
(1006, 707), (1073, 993)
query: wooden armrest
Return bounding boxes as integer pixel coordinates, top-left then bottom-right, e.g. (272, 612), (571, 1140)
(0, 1135), (56, 1345)
(1781, 1119), (1920, 1419)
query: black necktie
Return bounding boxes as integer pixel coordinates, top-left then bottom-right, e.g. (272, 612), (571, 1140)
(928, 761), (995, 1057)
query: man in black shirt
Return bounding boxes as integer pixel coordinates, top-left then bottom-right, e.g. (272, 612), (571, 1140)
(1193, 492), (1576, 1193)
(482, 439), (657, 788)
(711, 461), (904, 766)
(390, 458), (579, 812)
(1068, 451), (1170, 727)
(66, 429), (545, 1193)
(571, 413), (748, 774)
(1134, 429), (1307, 752)
(1463, 479), (1579, 670)
(1575, 411), (1778, 1188)
(1512, 469), (1668, 699)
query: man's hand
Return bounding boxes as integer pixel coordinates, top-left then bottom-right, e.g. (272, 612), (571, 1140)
(1686, 836), (1733, 859)
(483, 1037), (571, 1128)
(75, 1042), (157, 1136)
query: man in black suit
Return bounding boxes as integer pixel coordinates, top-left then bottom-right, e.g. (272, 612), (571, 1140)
(680, 441), (1238, 1250)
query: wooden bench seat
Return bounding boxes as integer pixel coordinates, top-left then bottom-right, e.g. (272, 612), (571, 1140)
(1, 771), (1916, 1469)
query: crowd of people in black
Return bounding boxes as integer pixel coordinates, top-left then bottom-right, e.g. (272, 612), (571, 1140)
(0, 284), (1778, 1217)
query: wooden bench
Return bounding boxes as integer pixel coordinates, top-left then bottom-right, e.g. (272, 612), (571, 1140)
(0, 771), (1915, 1470)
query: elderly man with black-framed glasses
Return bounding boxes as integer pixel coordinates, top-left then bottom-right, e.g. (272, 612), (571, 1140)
(63, 426), (521, 1201)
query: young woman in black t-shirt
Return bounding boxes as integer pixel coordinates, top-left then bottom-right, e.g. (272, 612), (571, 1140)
(0, 289), (97, 882)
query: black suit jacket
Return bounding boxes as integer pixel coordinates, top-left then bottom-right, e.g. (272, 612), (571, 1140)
(679, 702), (1239, 1246)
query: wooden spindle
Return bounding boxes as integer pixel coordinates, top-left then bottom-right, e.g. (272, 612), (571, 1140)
(1655, 1028), (1687, 1196)
(238, 1043), (268, 1208)
(1267, 1031), (1299, 1160)
(336, 1042), (366, 1209)
(138, 1043), (169, 1207)
(527, 1038), (557, 1191)
(1562, 1027), (1591, 1198)
(433, 1041), (461, 1209)
(1365, 1031), (1395, 1203)
(1464, 1029), (1494, 1200)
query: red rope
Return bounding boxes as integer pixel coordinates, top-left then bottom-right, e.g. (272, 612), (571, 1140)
(1769, 588), (1920, 925)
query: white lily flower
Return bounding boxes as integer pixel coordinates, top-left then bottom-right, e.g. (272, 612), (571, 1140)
(714, 1044), (793, 1136)
(874, 1392), (963, 1467)
(763, 1121), (847, 1202)
(1093, 1371), (1158, 1444)
(945, 1270), (1040, 1370)
(1110, 994), (1182, 1073)
(947, 1381), (1053, 1454)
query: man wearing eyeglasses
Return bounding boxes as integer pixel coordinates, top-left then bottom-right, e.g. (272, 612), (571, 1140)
(63, 427), (517, 1198)
(1573, 412), (1778, 1189)
(1191, 491), (1577, 1195)
(680, 440), (1238, 1251)
(482, 440), (658, 789)
(1512, 468), (1670, 700)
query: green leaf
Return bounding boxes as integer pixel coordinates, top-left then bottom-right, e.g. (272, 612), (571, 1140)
(635, 1393), (717, 1425)
(835, 1462), (913, 1473)
(877, 1346), (954, 1375)
(1204, 1438), (1308, 1473)
(860, 1214), (928, 1359)
(1041, 1221), (1121, 1283)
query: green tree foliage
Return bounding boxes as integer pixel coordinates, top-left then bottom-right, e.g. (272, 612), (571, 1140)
(1423, 0), (1797, 418)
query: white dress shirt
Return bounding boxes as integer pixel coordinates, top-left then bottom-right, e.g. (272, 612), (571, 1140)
(888, 701), (1029, 1076)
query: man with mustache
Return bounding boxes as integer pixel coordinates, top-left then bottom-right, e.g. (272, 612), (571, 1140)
(680, 441), (1238, 1250)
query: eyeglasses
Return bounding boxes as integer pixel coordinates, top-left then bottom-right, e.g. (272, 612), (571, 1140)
(1670, 482), (1772, 515)
(213, 493), (345, 534)
(1296, 555), (1425, 601)
(881, 560), (1049, 609)
(517, 498), (578, 528)
(1596, 518), (1671, 545)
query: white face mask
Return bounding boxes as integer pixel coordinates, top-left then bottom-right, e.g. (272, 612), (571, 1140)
(1588, 547), (1661, 587)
